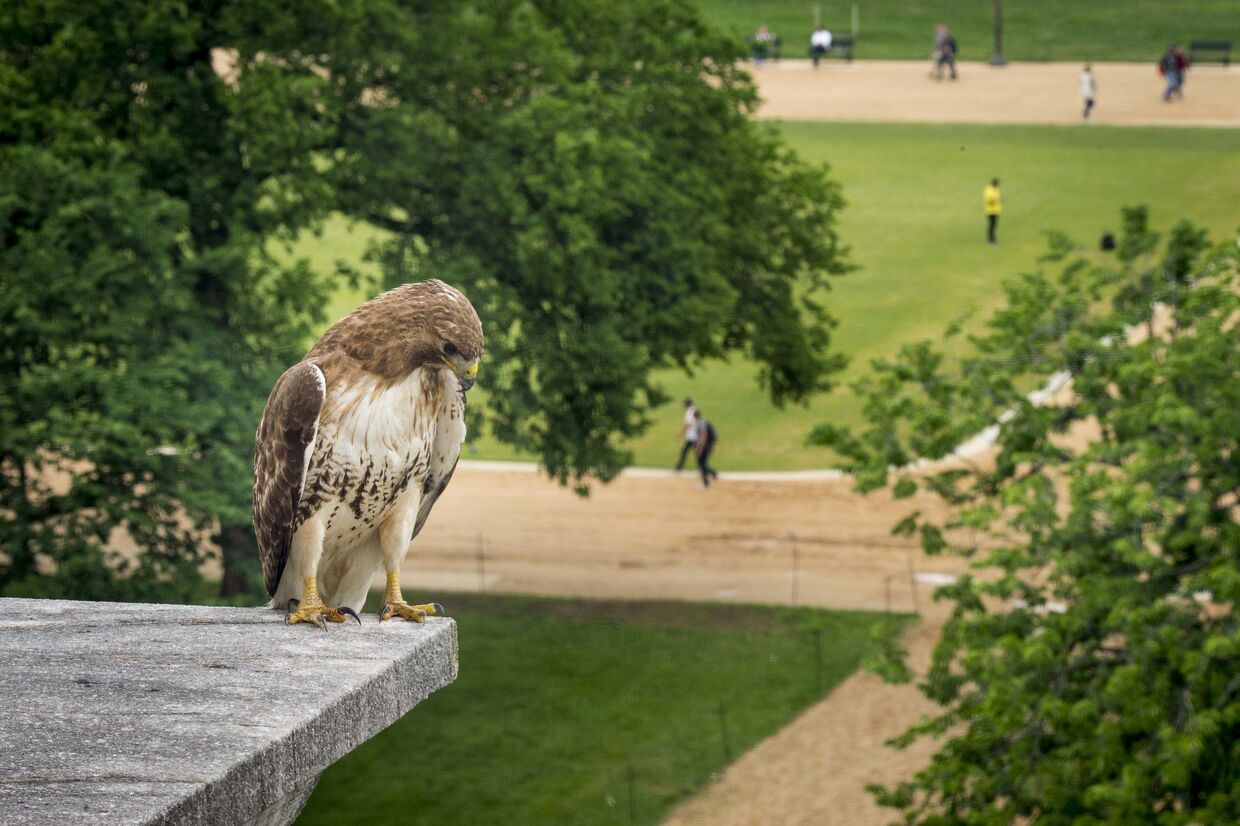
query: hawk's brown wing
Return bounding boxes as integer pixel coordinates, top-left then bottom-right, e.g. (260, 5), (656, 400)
(253, 362), (326, 597)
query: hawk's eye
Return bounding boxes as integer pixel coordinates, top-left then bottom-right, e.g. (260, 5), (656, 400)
(442, 342), (458, 357)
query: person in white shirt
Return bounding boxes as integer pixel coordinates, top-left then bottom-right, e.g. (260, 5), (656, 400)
(674, 398), (699, 471)
(1081, 64), (1097, 122)
(810, 26), (833, 68)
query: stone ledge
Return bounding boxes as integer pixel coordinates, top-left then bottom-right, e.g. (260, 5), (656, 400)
(0, 598), (458, 826)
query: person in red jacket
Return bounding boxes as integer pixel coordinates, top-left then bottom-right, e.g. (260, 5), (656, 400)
(1160, 44), (1189, 101)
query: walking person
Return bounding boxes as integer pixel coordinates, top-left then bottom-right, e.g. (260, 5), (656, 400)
(983, 178), (1002, 245)
(931, 24), (958, 80)
(1080, 64), (1097, 122)
(1160, 44), (1188, 101)
(673, 398), (698, 471)
(693, 410), (719, 490)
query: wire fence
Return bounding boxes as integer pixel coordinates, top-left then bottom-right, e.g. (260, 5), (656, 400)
(449, 534), (928, 826)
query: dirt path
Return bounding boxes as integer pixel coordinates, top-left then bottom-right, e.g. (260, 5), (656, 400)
(398, 62), (1217, 824)
(752, 60), (1240, 127)
(398, 373), (1089, 824)
(664, 606), (947, 826)
(398, 463), (956, 825)
(406, 464), (960, 614)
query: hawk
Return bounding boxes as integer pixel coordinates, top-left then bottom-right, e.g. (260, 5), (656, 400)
(253, 279), (483, 627)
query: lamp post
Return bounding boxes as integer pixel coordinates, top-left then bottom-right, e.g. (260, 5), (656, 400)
(990, 0), (1007, 65)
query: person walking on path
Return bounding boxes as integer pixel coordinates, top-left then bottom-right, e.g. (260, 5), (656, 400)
(1160, 44), (1188, 101)
(931, 24), (958, 81)
(983, 178), (1002, 245)
(693, 410), (719, 490)
(674, 398), (699, 471)
(1081, 64), (1097, 122)
(810, 25), (832, 68)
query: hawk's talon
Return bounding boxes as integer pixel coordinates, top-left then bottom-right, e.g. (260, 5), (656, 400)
(378, 601), (428, 623)
(377, 572), (444, 623)
(286, 599), (343, 629)
(283, 577), (358, 628)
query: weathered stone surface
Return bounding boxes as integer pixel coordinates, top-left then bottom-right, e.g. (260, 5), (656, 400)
(0, 598), (458, 826)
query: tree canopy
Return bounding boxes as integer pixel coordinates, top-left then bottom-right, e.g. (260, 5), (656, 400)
(818, 210), (1240, 822)
(1, 0), (847, 597)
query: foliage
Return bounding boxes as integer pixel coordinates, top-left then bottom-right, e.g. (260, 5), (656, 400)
(1, 0), (339, 597)
(814, 209), (1240, 822)
(3, 0), (846, 595)
(299, 592), (911, 826)
(0, 149), (204, 599)
(327, 0), (849, 487)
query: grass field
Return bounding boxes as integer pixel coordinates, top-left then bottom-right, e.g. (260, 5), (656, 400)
(696, 0), (1240, 63)
(294, 594), (909, 826)
(294, 122), (1240, 470)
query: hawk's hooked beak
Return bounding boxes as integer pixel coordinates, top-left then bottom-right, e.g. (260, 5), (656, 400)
(443, 357), (479, 390)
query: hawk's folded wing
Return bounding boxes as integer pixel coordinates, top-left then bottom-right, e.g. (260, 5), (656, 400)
(413, 456), (457, 541)
(253, 362), (326, 597)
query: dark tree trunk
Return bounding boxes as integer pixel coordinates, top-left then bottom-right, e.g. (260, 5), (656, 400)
(218, 523), (260, 600)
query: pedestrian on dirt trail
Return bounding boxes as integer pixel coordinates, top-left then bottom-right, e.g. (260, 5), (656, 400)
(983, 178), (1002, 245)
(674, 398), (699, 471)
(752, 24), (776, 66)
(1081, 64), (1097, 121)
(693, 410), (719, 490)
(810, 25), (833, 68)
(1159, 44), (1188, 101)
(931, 24), (958, 81)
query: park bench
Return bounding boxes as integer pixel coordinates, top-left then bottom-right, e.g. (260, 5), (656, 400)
(827, 36), (855, 61)
(809, 35), (855, 66)
(1189, 39), (1231, 66)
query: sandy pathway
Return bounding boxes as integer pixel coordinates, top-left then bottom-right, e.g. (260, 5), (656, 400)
(664, 607), (947, 826)
(753, 60), (1240, 127)
(398, 463), (958, 826)
(397, 62), (1213, 824)
(405, 464), (959, 614)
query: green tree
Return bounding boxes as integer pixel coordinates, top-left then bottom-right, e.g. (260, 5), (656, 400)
(331, 0), (849, 486)
(0, 150), (205, 599)
(2, 0), (339, 598)
(816, 210), (1240, 823)
(2, 0), (847, 597)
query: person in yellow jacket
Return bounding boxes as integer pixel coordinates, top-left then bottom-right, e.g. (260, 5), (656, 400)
(984, 178), (1002, 244)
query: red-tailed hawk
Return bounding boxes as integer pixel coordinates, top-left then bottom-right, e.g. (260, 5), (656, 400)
(253, 279), (483, 627)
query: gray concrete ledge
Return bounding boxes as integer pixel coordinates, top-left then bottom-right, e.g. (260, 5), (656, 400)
(0, 598), (458, 826)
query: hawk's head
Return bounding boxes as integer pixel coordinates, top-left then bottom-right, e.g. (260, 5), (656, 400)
(314, 278), (484, 388)
(417, 280), (484, 390)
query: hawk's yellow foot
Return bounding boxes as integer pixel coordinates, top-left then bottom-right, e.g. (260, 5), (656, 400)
(284, 576), (362, 628)
(378, 571), (444, 623)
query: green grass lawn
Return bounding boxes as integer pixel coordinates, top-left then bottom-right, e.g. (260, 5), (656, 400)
(697, 0), (1240, 62)
(295, 593), (910, 826)
(293, 122), (1240, 470)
